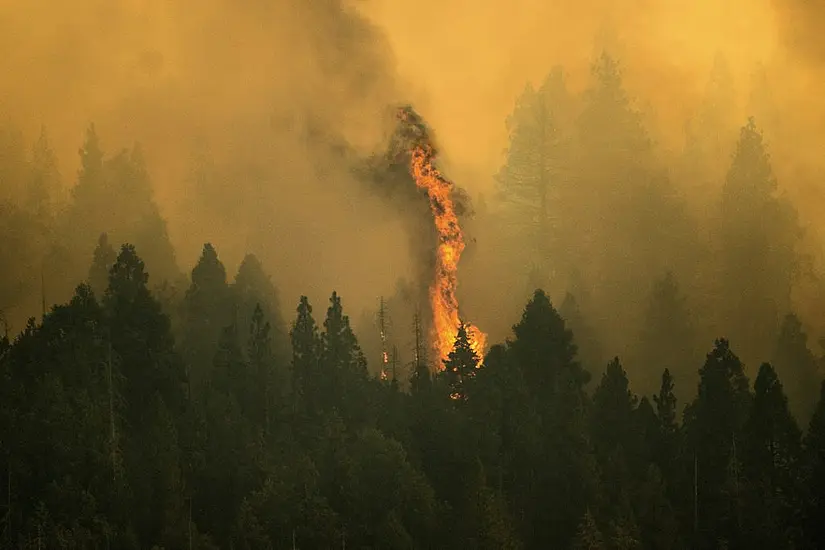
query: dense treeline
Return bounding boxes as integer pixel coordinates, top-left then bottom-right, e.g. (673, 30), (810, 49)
(486, 53), (821, 406)
(2, 47), (825, 548)
(2, 243), (825, 549)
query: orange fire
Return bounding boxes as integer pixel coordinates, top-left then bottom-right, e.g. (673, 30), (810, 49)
(402, 111), (487, 366)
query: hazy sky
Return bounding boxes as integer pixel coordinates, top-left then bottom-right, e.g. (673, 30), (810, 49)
(2, 0), (825, 343)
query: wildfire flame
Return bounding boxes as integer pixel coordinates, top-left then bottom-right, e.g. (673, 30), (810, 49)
(398, 107), (487, 366)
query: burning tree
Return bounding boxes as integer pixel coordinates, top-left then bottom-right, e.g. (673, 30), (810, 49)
(394, 106), (487, 366)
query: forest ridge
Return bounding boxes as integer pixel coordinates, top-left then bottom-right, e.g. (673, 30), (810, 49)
(1, 46), (825, 548)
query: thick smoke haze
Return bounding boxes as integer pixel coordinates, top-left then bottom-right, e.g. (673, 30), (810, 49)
(0, 0), (414, 324)
(2, 0), (825, 397)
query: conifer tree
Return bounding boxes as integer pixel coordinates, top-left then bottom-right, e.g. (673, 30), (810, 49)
(654, 368), (679, 436)
(291, 296), (322, 416)
(636, 272), (697, 397)
(772, 313), (820, 424)
(496, 66), (573, 279)
(442, 321), (480, 402)
(590, 357), (639, 517)
(720, 117), (799, 364)
(88, 232), (116, 299)
(234, 253), (286, 354)
(27, 126), (61, 219)
(560, 291), (605, 377)
(181, 243), (231, 398)
(683, 339), (751, 547)
(507, 289), (592, 547)
(321, 291), (368, 423)
(104, 244), (185, 421)
(248, 303), (278, 433)
(742, 363), (801, 548)
(652, 368), (680, 485)
(802, 381), (825, 549)
(572, 509), (605, 550)
(682, 53), (738, 198)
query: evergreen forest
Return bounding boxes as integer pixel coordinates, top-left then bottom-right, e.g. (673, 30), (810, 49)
(1, 25), (825, 550)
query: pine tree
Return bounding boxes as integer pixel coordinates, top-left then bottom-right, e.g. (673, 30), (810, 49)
(572, 509), (605, 550)
(181, 243), (231, 399)
(510, 289), (587, 397)
(248, 303), (278, 433)
(742, 363), (802, 548)
(234, 253), (286, 355)
(27, 126), (61, 220)
(78, 124), (104, 192)
(104, 244), (185, 424)
(591, 357), (638, 462)
(802, 381), (825, 549)
(576, 52), (693, 348)
(70, 124), (106, 239)
(682, 53), (738, 200)
(453, 458), (521, 549)
(88, 233), (117, 299)
(635, 272), (697, 397)
(507, 289), (593, 547)
(653, 369), (680, 485)
(111, 144), (179, 284)
(772, 313), (820, 424)
(720, 117), (799, 365)
(321, 291), (368, 423)
(560, 291), (605, 376)
(654, 368), (678, 437)
(442, 321), (480, 402)
(291, 296), (322, 416)
(496, 66), (573, 280)
(211, 323), (248, 404)
(590, 357), (639, 516)
(683, 339), (751, 547)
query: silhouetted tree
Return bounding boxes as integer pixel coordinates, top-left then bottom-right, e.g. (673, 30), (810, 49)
(772, 313), (820, 424)
(742, 363), (801, 549)
(720, 117), (799, 364)
(683, 339), (751, 548)
(321, 291), (368, 425)
(496, 66), (573, 280)
(442, 321), (480, 401)
(507, 289), (593, 547)
(802, 381), (825, 549)
(88, 232), (116, 298)
(181, 243), (231, 399)
(291, 296), (322, 417)
(26, 126), (61, 220)
(635, 272), (697, 397)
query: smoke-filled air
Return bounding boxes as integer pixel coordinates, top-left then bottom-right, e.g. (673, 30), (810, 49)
(3, 0), (825, 547)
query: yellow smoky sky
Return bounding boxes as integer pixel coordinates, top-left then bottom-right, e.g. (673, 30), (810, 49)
(2, 0), (825, 335)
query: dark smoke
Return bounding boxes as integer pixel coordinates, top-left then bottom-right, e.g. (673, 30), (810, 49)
(350, 104), (478, 363)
